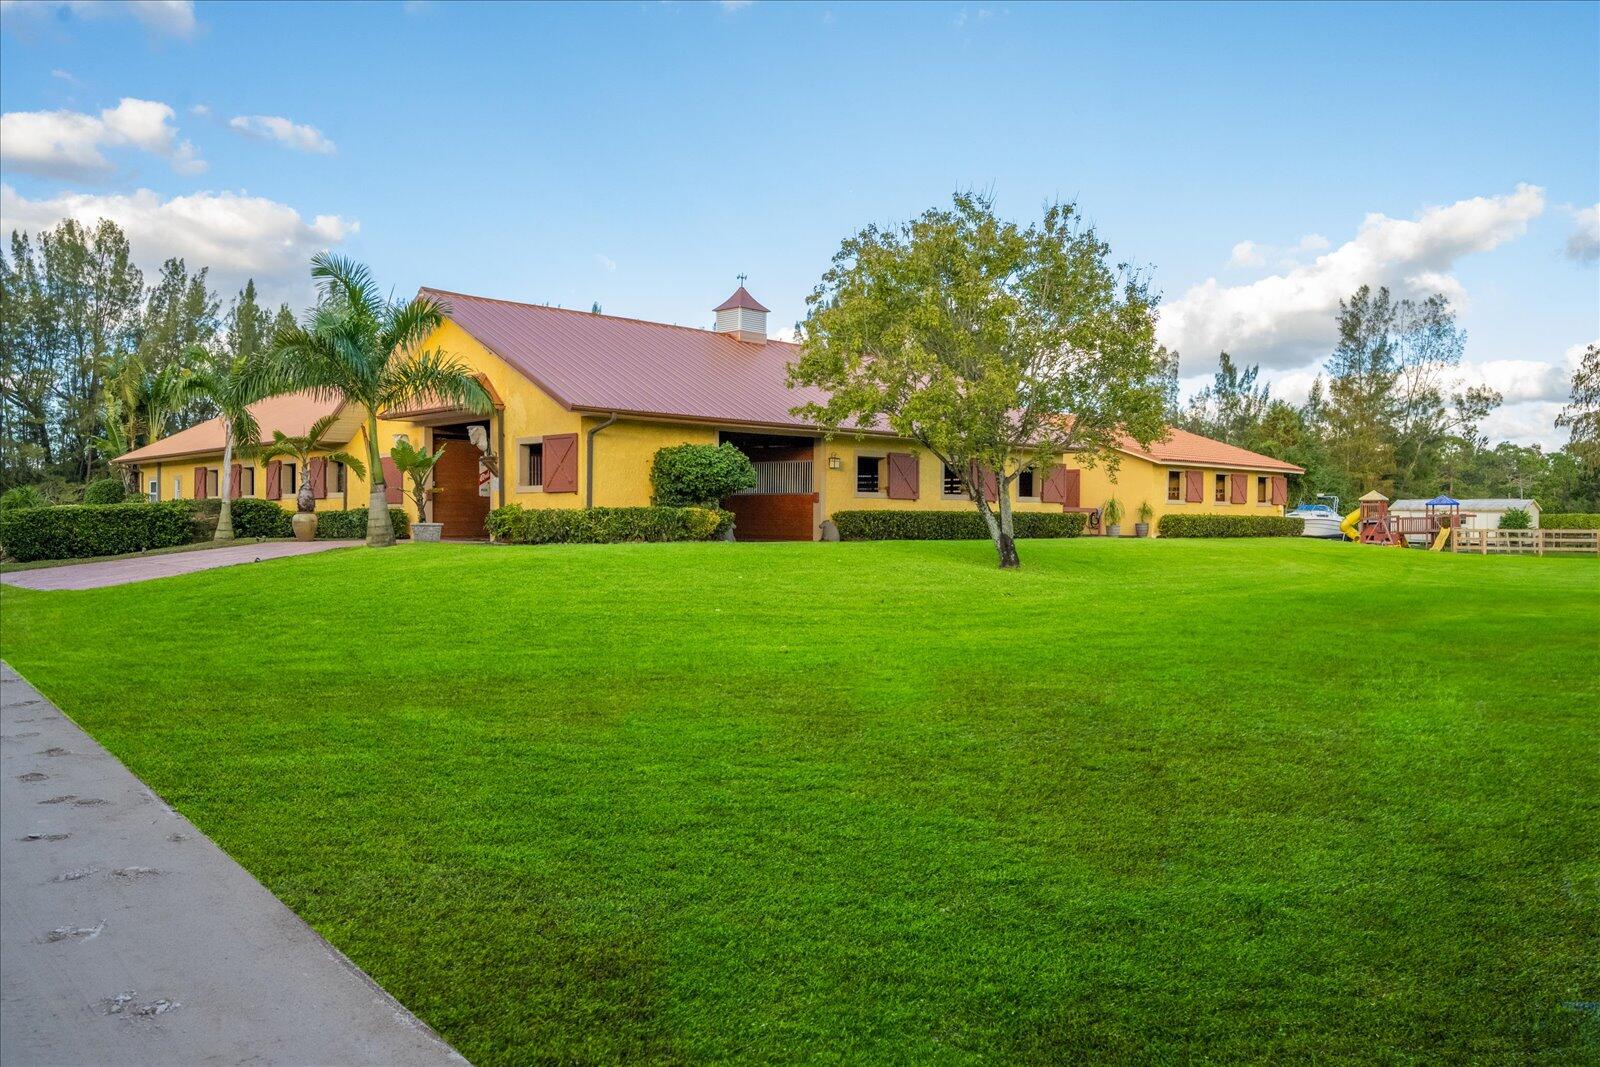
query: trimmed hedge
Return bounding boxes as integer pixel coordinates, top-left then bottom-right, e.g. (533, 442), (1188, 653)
(312, 507), (409, 540)
(229, 498), (294, 538)
(831, 510), (1088, 541)
(650, 443), (757, 508)
(487, 505), (733, 544)
(1542, 513), (1600, 529)
(1158, 514), (1304, 538)
(0, 502), (196, 562)
(82, 478), (127, 505)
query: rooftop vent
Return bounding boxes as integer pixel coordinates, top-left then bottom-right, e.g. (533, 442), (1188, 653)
(713, 278), (769, 344)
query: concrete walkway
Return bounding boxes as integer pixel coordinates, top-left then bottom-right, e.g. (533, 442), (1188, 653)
(0, 662), (465, 1066)
(1, 540), (359, 591)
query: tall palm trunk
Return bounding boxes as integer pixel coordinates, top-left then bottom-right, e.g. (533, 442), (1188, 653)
(214, 429), (236, 541)
(364, 412), (395, 547)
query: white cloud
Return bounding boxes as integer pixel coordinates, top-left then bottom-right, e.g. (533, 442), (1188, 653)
(594, 253), (616, 271)
(1565, 203), (1599, 263)
(228, 114), (336, 155)
(0, 97), (203, 178)
(188, 103), (210, 117)
(0, 183), (357, 307)
(0, 0), (196, 38)
(1159, 184), (1547, 372)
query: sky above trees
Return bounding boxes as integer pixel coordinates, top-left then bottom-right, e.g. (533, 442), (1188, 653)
(1, 0), (1595, 448)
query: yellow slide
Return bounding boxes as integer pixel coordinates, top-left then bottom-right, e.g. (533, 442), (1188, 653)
(1430, 524), (1453, 551)
(1340, 509), (1360, 541)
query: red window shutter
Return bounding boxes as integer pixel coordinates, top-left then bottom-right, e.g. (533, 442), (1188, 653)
(265, 460), (282, 500)
(310, 458), (327, 499)
(1230, 473), (1247, 504)
(1271, 476), (1287, 505)
(885, 452), (919, 500)
(1040, 465), (1067, 504)
(1184, 469), (1203, 503)
(543, 433), (579, 493)
(381, 457), (403, 505)
(1063, 469), (1081, 508)
(965, 461), (999, 503)
(229, 464), (243, 499)
(193, 466), (208, 500)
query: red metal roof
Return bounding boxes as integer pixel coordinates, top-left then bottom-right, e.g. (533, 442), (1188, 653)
(423, 288), (824, 430)
(712, 286), (769, 313)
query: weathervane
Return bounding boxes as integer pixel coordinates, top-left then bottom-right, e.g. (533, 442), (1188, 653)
(736, 272), (748, 287)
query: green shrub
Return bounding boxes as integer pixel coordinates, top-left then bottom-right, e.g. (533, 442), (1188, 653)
(1541, 512), (1600, 529)
(0, 501), (197, 562)
(650, 443), (757, 507)
(229, 498), (293, 538)
(831, 510), (1088, 541)
(81, 478), (127, 505)
(312, 507), (410, 540)
(0, 485), (48, 512)
(1157, 514), (1304, 538)
(487, 505), (733, 544)
(1497, 507), (1532, 530)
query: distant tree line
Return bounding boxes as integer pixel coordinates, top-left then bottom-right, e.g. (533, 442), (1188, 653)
(0, 217), (294, 494)
(1176, 285), (1599, 511)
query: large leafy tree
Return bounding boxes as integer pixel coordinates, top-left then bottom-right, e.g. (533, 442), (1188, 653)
(266, 254), (491, 547)
(1557, 342), (1600, 468)
(1180, 351), (1271, 447)
(789, 193), (1172, 569)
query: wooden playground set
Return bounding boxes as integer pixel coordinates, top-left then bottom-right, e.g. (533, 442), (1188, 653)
(1342, 492), (1599, 556)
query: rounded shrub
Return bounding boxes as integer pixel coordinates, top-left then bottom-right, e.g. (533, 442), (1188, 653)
(1497, 507), (1532, 530)
(831, 510), (1087, 541)
(82, 478), (127, 505)
(229, 498), (293, 538)
(650, 443), (757, 508)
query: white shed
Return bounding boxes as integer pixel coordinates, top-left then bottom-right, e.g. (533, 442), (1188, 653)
(1390, 498), (1541, 530)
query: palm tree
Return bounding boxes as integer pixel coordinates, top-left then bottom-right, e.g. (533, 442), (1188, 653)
(189, 347), (266, 541)
(267, 254), (490, 547)
(255, 413), (366, 516)
(388, 439), (446, 525)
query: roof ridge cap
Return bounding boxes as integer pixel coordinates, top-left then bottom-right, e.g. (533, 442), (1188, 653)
(420, 286), (796, 347)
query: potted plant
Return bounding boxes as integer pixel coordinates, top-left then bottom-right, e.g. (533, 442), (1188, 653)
(1103, 497), (1124, 538)
(257, 414), (366, 542)
(391, 440), (447, 542)
(1135, 501), (1153, 537)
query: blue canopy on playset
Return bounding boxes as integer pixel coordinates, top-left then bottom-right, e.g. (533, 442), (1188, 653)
(1425, 495), (1460, 507)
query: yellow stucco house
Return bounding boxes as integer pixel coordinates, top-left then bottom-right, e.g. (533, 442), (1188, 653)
(115, 284), (1302, 540)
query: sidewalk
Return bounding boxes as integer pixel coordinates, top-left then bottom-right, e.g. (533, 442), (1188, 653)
(0, 662), (465, 1066)
(1, 540), (359, 591)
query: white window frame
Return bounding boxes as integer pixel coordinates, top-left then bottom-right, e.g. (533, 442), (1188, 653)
(147, 478), (158, 502)
(1016, 466), (1039, 502)
(1167, 469), (1183, 504)
(516, 436), (546, 492)
(853, 451), (887, 498)
(941, 462), (966, 500)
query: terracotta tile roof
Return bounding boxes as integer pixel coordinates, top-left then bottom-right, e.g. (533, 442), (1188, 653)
(712, 286), (770, 313)
(422, 287), (827, 430)
(114, 391), (348, 464)
(1120, 427), (1303, 473)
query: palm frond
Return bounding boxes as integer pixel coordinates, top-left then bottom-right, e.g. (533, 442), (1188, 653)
(383, 295), (449, 358)
(311, 252), (382, 319)
(378, 348), (492, 415)
(324, 450), (366, 479)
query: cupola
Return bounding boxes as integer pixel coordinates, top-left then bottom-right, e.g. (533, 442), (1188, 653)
(713, 277), (769, 344)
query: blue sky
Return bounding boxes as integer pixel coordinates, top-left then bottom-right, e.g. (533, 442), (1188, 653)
(2, 0), (1596, 445)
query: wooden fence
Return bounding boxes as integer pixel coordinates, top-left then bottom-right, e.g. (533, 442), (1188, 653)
(1452, 528), (1600, 556)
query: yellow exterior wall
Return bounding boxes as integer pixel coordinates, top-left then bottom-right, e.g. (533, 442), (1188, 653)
(136, 452), (359, 512)
(126, 317), (1291, 541)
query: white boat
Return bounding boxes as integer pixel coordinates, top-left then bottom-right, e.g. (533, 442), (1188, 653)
(1286, 504), (1345, 539)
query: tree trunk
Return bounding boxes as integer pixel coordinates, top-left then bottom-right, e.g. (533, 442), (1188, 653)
(967, 479), (1017, 570)
(995, 480), (1020, 570)
(297, 466), (315, 514)
(214, 430), (235, 541)
(364, 412), (395, 547)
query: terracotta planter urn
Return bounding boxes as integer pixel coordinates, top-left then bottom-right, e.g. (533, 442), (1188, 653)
(291, 511), (318, 542)
(411, 522), (443, 543)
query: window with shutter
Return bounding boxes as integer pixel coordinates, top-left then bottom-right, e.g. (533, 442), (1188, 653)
(942, 464), (964, 497)
(520, 442), (544, 488)
(542, 434), (578, 493)
(1215, 473), (1228, 503)
(1017, 468), (1036, 499)
(1167, 470), (1182, 502)
(885, 452), (918, 500)
(855, 455), (882, 494)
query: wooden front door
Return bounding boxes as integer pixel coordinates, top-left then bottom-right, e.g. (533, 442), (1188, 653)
(432, 439), (491, 539)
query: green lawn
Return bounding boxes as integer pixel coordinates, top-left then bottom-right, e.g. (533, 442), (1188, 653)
(2, 539), (1596, 1064)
